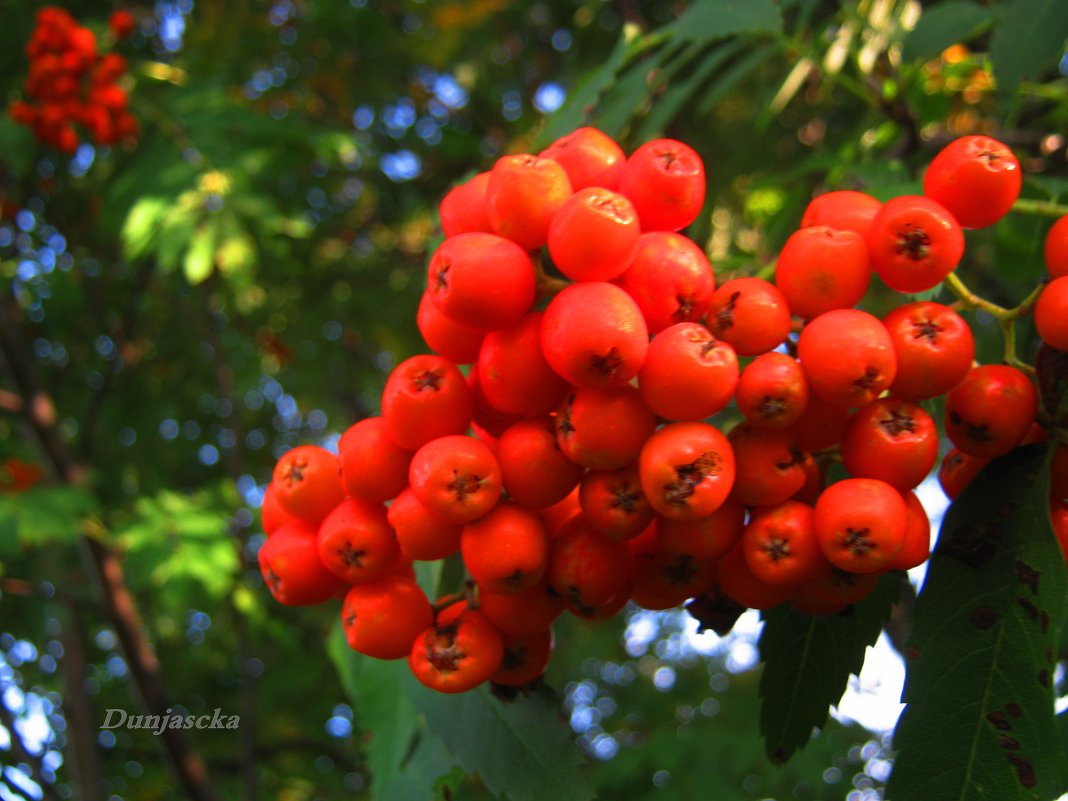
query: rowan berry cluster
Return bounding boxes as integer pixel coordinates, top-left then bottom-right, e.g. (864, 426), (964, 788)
(9, 7), (138, 153)
(259, 128), (1068, 695)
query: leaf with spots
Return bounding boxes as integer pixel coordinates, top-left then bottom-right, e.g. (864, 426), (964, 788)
(757, 571), (902, 762)
(887, 444), (1068, 801)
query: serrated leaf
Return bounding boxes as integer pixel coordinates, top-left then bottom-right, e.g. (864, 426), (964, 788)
(636, 42), (742, 141)
(664, 0), (783, 44)
(538, 32), (632, 146)
(403, 671), (593, 801)
(757, 571), (902, 762)
(991, 0), (1068, 92)
(887, 444), (1068, 801)
(902, 2), (995, 62)
(0, 486), (96, 547)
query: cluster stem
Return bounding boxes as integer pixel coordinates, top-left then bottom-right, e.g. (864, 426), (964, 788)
(943, 272), (1045, 375)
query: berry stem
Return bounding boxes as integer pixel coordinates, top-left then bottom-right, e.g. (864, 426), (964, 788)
(944, 272), (1044, 376)
(1011, 198), (1068, 218)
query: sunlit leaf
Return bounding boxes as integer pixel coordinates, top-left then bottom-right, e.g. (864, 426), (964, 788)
(183, 220), (218, 284)
(120, 196), (169, 259)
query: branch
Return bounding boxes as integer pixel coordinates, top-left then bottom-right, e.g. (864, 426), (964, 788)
(0, 291), (222, 801)
(59, 601), (104, 801)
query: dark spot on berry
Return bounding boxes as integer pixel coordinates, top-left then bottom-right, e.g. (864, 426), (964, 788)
(657, 149), (678, 168)
(758, 395), (788, 421)
(852, 366), (882, 393)
(435, 262), (450, 291)
(714, 291), (741, 333)
(663, 451), (722, 507)
(343, 611), (356, 628)
(557, 395), (576, 438)
(674, 294), (695, 321)
(664, 554), (699, 586)
(447, 470), (482, 503)
(844, 527), (875, 556)
(413, 369), (443, 392)
(589, 347), (623, 378)
(337, 543), (366, 568)
(879, 408), (916, 437)
(911, 318), (942, 342)
(896, 225), (932, 261)
(763, 537), (790, 562)
(501, 644), (527, 671)
(426, 621), (464, 672)
(610, 483), (641, 514)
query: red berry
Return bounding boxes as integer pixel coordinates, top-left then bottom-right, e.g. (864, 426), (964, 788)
(477, 311), (570, 416)
(618, 138), (706, 232)
(797, 309), (896, 408)
(639, 422), (735, 521)
(555, 385), (656, 471)
(866, 195), (965, 293)
(618, 232), (716, 335)
(813, 478), (906, 574)
(800, 190), (882, 237)
(541, 282), (649, 389)
(271, 445), (346, 524)
(496, 416), (584, 510)
(944, 365), (1037, 459)
(462, 503), (549, 594)
(317, 498), (400, 584)
(540, 126), (625, 191)
(881, 301), (974, 400)
(417, 291), (485, 365)
(775, 226), (872, 319)
(409, 608), (504, 693)
(923, 135), (1021, 229)
(259, 521), (347, 606)
(840, 398), (939, 491)
(381, 354), (473, 451)
(387, 487), (463, 561)
(1035, 276), (1068, 351)
(485, 154), (572, 251)
(439, 171), (493, 237)
(426, 233), (536, 331)
(638, 323), (738, 421)
(706, 277), (792, 357)
(338, 416), (413, 503)
(408, 435), (502, 525)
(547, 187), (640, 282)
(735, 352), (809, 429)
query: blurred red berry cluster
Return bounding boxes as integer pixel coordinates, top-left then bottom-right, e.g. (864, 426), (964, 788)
(9, 6), (138, 153)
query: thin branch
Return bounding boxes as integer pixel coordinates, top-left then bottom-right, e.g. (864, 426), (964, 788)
(59, 602), (104, 801)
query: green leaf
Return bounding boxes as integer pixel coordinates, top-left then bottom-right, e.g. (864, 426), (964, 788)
(902, 2), (995, 63)
(757, 571), (902, 762)
(120, 196), (169, 259)
(991, 0), (1068, 92)
(117, 489), (239, 604)
(887, 444), (1068, 801)
(538, 31), (633, 145)
(327, 624), (422, 792)
(183, 220), (218, 284)
(664, 0), (783, 44)
(403, 672), (594, 801)
(636, 42), (745, 141)
(0, 486), (96, 547)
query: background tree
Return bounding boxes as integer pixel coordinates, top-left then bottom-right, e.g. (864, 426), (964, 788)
(0, 1), (1067, 800)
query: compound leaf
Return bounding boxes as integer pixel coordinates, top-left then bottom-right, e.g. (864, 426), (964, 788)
(664, 0), (783, 44)
(990, 0), (1068, 92)
(887, 444), (1068, 801)
(404, 673), (593, 801)
(902, 1), (995, 63)
(758, 571), (902, 762)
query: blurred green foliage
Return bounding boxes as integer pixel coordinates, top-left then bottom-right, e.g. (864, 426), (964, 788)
(0, 0), (1067, 800)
